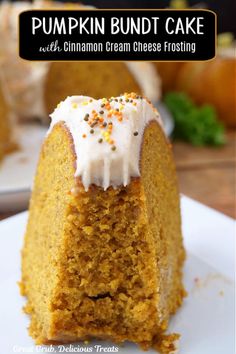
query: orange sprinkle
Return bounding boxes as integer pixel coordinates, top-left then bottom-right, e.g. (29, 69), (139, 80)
(82, 134), (87, 138)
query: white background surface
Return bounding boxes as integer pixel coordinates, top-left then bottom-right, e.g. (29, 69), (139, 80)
(0, 196), (235, 354)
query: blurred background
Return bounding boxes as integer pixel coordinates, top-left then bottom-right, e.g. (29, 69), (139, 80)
(0, 0), (235, 219)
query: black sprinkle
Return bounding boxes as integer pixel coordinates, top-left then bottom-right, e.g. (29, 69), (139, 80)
(84, 113), (89, 121)
(103, 122), (107, 127)
(101, 103), (105, 108)
(90, 129), (94, 134)
(111, 146), (116, 151)
(99, 110), (104, 114)
(98, 138), (103, 143)
(133, 131), (139, 136)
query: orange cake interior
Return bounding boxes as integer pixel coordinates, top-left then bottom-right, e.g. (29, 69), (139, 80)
(21, 94), (185, 353)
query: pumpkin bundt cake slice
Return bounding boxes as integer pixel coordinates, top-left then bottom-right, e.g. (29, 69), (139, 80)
(21, 94), (185, 353)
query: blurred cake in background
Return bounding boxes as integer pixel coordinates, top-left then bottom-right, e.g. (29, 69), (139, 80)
(45, 61), (161, 115)
(0, 87), (14, 162)
(0, 1), (49, 123)
(0, 1), (161, 124)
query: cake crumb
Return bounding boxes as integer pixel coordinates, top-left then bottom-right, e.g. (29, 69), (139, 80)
(153, 333), (180, 354)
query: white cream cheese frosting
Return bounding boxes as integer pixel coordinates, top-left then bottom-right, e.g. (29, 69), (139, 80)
(49, 94), (163, 191)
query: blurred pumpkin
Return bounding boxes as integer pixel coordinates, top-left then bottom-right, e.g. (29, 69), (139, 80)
(175, 53), (236, 128)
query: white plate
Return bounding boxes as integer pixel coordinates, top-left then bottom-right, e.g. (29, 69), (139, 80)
(0, 124), (47, 212)
(0, 198), (234, 354)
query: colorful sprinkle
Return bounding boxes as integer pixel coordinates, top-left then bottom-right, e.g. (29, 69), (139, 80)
(74, 95), (144, 152)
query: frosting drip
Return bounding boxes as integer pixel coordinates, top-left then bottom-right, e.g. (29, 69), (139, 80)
(49, 94), (163, 191)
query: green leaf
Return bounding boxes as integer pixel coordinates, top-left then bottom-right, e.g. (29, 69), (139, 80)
(164, 92), (226, 146)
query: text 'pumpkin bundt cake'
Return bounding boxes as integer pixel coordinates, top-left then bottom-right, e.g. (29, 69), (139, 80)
(0, 1), (161, 122)
(21, 93), (185, 353)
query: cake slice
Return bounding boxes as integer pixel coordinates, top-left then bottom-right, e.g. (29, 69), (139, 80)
(21, 93), (185, 352)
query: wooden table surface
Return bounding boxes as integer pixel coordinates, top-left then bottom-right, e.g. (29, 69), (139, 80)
(173, 130), (236, 219)
(0, 130), (235, 221)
